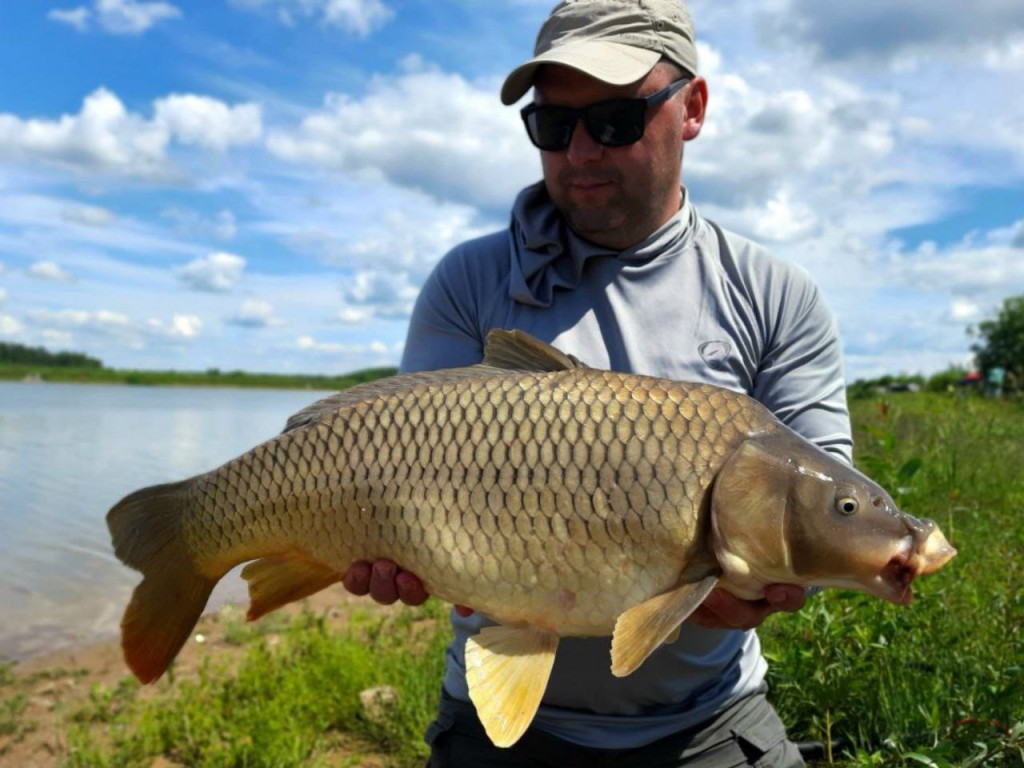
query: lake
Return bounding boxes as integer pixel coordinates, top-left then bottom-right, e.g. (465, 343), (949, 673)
(0, 380), (335, 662)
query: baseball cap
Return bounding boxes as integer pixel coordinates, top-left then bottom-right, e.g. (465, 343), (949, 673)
(500, 0), (699, 105)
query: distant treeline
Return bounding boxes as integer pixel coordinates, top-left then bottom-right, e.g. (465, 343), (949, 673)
(0, 341), (396, 390)
(847, 367), (972, 399)
(0, 341), (103, 368)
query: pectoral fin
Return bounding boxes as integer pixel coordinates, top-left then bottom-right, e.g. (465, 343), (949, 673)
(611, 575), (719, 677)
(241, 553), (340, 621)
(464, 625), (559, 748)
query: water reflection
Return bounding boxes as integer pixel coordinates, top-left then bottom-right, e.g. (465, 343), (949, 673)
(0, 381), (333, 661)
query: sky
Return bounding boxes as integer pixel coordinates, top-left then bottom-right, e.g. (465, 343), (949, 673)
(0, 0), (1022, 381)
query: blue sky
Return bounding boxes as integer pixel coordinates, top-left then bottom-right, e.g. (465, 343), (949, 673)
(0, 0), (1022, 380)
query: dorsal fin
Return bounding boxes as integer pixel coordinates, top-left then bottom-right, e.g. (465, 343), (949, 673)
(281, 366), (500, 433)
(284, 330), (587, 434)
(482, 329), (589, 372)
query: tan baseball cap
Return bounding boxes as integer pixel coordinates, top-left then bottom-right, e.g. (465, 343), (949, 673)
(501, 0), (699, 105)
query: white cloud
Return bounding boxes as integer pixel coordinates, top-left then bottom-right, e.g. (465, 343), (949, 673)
(28, 307), (131, 331)
(761, 0), (1024, 67)
(0, 88), (261, 180)
(0, 88), (169, 178)
(48, 7), (91, 31)
(748, 191), (818, 243)
(145, 314), (204, 340)
(896, 242), (1024, 300)
(339, 270), (419, 322)
(949, 299), (981, 322)
(0, 287), (7, 304)
(49, 0), (182, 35)
(321, 0), (393, 35)
(167, 314), (203, 338)
(215, 210), (237, 240)
(689, 67), (899, 210)
(23, 306), (202, 350)
(0, 314), (22, 336)
(228, 0), (392, 36)
(177, 251), (246, 293)
(29, 261), (76, 282)
(296, 334), (393, 356)
(61, 204), (116, 227)
(266, 59), (533, 211)
(228, 299), (278, 327)
(161, 207), (238, 241)
(153, 95), (262, 151)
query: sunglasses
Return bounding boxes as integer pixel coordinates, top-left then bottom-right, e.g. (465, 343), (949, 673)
(520, 78), (691, 152)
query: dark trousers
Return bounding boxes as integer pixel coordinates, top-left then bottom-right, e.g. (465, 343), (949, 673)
(425, 687), (805, 768)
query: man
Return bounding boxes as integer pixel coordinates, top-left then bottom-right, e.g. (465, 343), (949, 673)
(345, 0), (852, 765)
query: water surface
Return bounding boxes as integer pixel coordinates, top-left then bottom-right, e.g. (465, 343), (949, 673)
(0, 381), (334, 661)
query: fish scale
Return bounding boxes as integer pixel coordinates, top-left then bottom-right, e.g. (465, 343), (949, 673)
(174, 367), (752, 634)
(107, 329), (955, 748)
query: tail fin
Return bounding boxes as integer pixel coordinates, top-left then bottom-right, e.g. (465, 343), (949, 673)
(107, 480), (216, 683)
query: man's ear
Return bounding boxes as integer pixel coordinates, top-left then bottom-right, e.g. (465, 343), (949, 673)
(683, 77), (708, 141)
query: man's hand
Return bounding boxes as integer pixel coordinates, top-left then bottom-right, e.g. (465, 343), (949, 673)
(687, 585), (806, 630)
(342, 559), (428, 606)
(342, 559), (474, 616)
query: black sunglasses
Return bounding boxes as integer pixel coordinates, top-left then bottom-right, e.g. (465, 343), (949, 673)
(520, 78), (691, 152)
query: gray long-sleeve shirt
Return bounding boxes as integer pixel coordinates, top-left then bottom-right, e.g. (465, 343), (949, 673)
(401, 181), (852, 749)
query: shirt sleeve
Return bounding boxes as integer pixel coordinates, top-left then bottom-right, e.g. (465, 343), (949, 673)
(400, 240), (496, 375)
(751, 270), (853, 464)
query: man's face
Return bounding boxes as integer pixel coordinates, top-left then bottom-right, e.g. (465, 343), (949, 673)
(532, 64), (700, 250)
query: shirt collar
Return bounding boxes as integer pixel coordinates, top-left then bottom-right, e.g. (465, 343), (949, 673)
(507, 182), (697, 307)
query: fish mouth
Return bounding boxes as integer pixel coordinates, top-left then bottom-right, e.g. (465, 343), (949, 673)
(875, 528), (957, 605)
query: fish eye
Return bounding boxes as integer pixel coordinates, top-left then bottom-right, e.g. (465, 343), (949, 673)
(836, 497), (858, 516)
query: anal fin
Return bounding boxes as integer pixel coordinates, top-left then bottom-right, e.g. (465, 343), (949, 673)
(241, 553), (340, 621)
(611, 574), (719, 677)
(464, 624), (559, 748)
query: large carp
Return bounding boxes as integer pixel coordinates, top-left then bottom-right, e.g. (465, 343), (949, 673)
(107, 329), (955, 746)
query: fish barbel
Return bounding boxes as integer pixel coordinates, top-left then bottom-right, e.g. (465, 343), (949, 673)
(107, 329), (956, 746)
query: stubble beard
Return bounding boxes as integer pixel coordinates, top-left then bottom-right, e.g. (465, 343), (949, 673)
(550, 166), (680, 250)
(552, 173), (648, 250)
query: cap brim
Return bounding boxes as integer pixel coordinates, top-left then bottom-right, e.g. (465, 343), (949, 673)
(500, 41), (662, 105)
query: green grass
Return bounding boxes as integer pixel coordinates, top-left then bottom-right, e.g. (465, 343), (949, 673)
(63, 604), (450, 768)
(762, 392), (1024, 766)
(8, 391), (1023, 766)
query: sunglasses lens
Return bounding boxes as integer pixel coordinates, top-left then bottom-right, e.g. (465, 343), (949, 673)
(522, 99), (649, 150)
(524, 106), (576, 151)
(585, 100), (646, 146)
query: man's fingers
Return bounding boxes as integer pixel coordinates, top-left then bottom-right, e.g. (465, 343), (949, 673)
(368, 559), (400, 604)
(704, 590), (771, 630)
(344, 559), (431, 607)
(764, 584), (806, 613)
(342, 560), (373, 596)
(395, 570), (429, 606)
(688, 585), (808, 630)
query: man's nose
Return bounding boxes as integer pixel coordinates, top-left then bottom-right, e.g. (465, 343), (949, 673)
(565, 119), (604, 164)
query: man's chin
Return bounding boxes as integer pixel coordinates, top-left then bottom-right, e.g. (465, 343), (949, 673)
(564, 202), (618, 232)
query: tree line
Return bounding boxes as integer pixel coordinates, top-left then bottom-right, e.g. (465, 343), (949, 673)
(0, 342), (103, 368)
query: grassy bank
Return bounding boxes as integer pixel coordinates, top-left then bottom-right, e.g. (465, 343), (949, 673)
(763, 393), (1024, 766)
(0, 363), (397, 390)
(1, 392), (1021, 767)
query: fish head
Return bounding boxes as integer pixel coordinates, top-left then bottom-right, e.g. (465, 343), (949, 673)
(711, 430), (956, 604)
